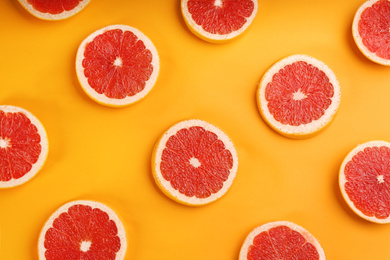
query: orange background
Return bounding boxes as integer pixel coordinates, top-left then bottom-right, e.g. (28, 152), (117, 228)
(1, 0), (390, 259)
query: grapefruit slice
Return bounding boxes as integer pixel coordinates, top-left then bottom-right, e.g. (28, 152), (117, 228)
(257, 54), (341, 139)
(17, 0), (90, 20)
(0, 105), (48, 188)
(76, 24), (159, 107)
(38, 200), (127, 259)
(339, 141), (390, 223)
(352, 0), (390, 66)
(181, 0), (258, 43)
(152, 119), (238, 206)
(239, 221), (326, 260)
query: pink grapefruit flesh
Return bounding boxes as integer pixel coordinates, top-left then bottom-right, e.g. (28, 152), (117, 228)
(181, 0), (258, 42)
(239, 221), (325, 260)
(0, 105), (48, 188)
(38, 200), (127, 259)
(340, 141), (390, 223)
(257, 54), (341, 138)
(353, 0), (390, 65)
(76, 24), (159, 107)
(152, 119), (238, 206)
(18, 0), (90, 20)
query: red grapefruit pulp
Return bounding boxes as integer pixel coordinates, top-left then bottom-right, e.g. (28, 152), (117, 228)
(18, 0), (90, 20)
(0, 106), (48, 188)
(340, 141), (390, 223)
(353, 0), (390, 65)
(181, 0), (258, 42)
(257, 55), (341, 138)
(152, 119), (238, 206)
(239, 221), (325, 260)
(76, 25), (159, 107)
(38, 200), (127, 259)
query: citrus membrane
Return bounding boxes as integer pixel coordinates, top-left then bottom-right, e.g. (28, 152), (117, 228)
(0, 105), (48, 188)
(152, 119), (238, 206)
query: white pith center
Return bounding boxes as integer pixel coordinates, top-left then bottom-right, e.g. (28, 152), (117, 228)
(189, 157), (201, 168)
(0, 138), (9, 149)
(292, 89), (307, 101)
(113, 57), (122, 67)
(80, 241), (92, 252)
(377, 175), (385, 184)
(214, 0), (223, 7)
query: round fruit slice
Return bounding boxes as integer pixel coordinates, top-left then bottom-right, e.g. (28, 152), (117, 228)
(181, 0), (258, 43)
(0, 105), (48, 188)
(257, 54), (341, 139)
(352, 0), (390, 66)
(17, 0), (90, 20)
(38, 200), (127, 259)
(76, 24), (159, 107)
(152, 119), (238, 206)
(239, 221), (326, 260)
(339, 141), (390, 223)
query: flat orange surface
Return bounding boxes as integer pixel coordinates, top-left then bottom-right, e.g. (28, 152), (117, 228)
(1, 0), (390, 259)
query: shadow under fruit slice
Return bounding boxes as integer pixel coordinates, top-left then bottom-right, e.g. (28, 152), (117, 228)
(181, 0), (258, 43)
(17, 0), (90, 20)
(38, 200), (127, 260)
(257, 54), (341, 139)
(339, 140), (390, 223)
(76, 24), (159, 107)
(152, 119), (238, 206)
(239, 221), (326, 260)
(0, 105), (48, 188)
(352, 0), (390, 66)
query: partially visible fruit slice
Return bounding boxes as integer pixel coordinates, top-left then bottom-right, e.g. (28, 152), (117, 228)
(257, 54), (341, 139)
(0, 105), (48, 188)
(76, 24), (159, 107)
(38, 200), (127, 260)
(152, 119), (238, 206)
(339, 141), (390, 223)
(352, 0), (390, 66)
(239, 221), (326, 260)
(181, 0), (258, 43)
(17, 0), (90, 20)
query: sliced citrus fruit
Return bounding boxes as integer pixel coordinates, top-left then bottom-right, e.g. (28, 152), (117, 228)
(0, 105), (48, 188)
(17, 0), (90, 20)
(76, 24), (159, 107)
(339, 141), (390, 223)
(257, 54), (341, 139)
(181, 0), (258, 43)
(152, 119), (238, 206)
(352, 0), (390, 66)
(239, 221), (326, 260)
(38, 200), (127, 259)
